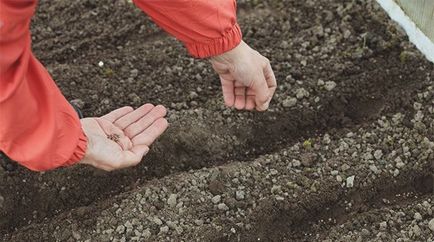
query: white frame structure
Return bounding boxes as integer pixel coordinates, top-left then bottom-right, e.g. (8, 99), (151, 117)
(377, 0), (434, 63)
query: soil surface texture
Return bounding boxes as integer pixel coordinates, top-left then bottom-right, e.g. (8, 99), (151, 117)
(1, 0), (433, 241)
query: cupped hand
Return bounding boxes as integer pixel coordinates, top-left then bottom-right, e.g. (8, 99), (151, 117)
(210, 41), (277, 111)
(79, 104), (168, 171)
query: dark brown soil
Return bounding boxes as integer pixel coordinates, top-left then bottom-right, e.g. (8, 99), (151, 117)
(1, 0), (433, 241)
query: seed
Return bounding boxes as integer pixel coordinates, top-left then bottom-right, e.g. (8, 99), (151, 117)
(107, 134), (120, 142)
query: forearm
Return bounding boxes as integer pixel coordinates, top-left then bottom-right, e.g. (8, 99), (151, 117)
(0, 0), (87, 171)
(132, 0), (242, 58)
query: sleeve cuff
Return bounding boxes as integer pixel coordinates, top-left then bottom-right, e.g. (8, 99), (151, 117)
(185, 23), (242, 59)
(63, 130), (87, 167)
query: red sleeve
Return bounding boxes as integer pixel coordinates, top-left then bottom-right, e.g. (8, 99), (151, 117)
(0, 0), (87, 171)
(133, 0), (242, 58)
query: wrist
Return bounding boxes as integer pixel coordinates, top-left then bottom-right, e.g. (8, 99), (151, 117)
(77, 121), (95, 166)
(79, 137), (92, 165)
(210, 40), (247, 64)
(63, 129), (88, 167)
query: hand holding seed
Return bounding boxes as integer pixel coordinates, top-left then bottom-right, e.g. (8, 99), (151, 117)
(210, 41), (277, 111)
(79, 104), (168, 171)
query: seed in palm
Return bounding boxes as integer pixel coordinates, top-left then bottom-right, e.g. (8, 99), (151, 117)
(107, 134), (120, 142)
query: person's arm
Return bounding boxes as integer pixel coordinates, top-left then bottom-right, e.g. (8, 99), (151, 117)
(133, 0), (277, 111)
(0, 0), (86, 171)
(133, 0), (241, 58)
(0, 1), (168, 172)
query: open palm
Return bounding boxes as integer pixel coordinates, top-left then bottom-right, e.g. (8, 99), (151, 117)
(80, 104), (168, 171)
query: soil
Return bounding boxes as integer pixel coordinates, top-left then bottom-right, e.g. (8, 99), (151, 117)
(1, 0), (433, 241)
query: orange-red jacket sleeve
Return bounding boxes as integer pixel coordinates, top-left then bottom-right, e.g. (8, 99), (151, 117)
(0, 0), (87, 171)
(133, 0), (242, 58)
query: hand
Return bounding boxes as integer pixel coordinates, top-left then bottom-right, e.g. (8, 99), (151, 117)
(210, 41), (277, 111)
(79, 104), (168, 171)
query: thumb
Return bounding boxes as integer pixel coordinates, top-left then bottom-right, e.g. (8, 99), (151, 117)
(253, 74), (270, 111)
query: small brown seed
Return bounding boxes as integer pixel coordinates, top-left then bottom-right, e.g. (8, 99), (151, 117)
(107, 134), (120, 142)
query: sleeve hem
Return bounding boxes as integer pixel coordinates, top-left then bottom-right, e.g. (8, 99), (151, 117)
(63, 130), (87, 167)
(185, 23), (242, 59)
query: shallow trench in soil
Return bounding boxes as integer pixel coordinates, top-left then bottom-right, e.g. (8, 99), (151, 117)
(0, 0), (433, 239)
(237, 165), (433, 241)
(1, 55), (430, 234)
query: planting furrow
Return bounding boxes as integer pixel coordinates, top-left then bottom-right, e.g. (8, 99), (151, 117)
(2, 91), (432, 241)
(1, 52), (431, 234)
(238, 166), (433, 241)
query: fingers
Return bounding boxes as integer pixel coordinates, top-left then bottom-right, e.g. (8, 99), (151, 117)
(245, 88), (256, 110)
(113, 103), (154, 130)
(101, 106), (134, 122)
(132, 118), (169, 146)
(264, 60), (277, 103)
(234, 85), (246, 110)
(253, 74), (271, 111)
(217, 61), (276, 111)
(124, 105), (167, 138)
(220, 76), (235, 107)
(254, 60), (277, 111)
(212, 41), (277, 112)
